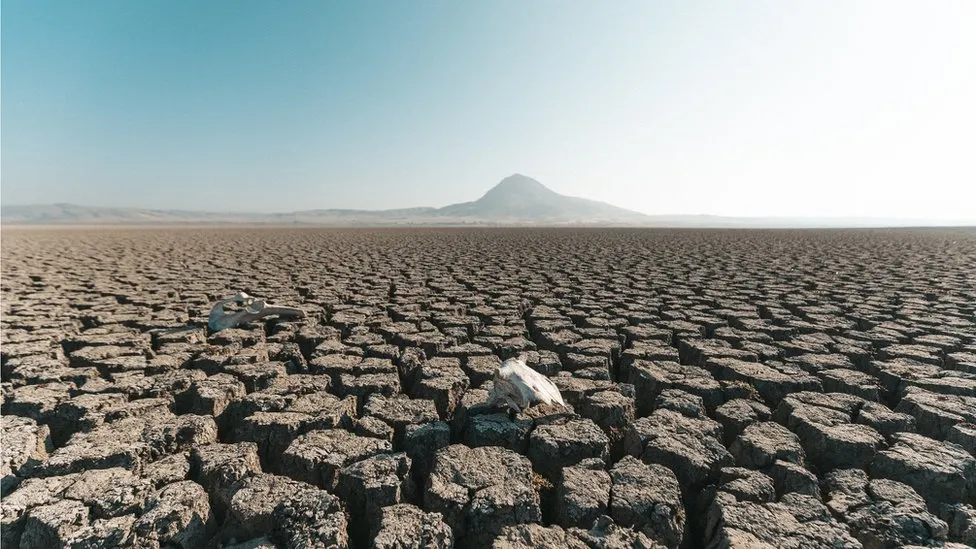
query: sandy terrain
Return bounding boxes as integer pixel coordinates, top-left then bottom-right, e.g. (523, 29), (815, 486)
(2, 226), (975, 548)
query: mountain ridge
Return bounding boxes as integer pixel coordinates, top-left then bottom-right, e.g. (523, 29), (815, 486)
(3, 175), (973, 228)
(1, 174), (656, 226)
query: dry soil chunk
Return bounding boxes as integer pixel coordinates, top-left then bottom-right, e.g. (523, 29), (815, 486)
(363, 394), (440, 445)
(492, 523), (589, 548)
(940, 503), (976, 546)
(856, 401), (917, 438)
(705, 358), (821, 407)
(818, 368), (882, 401)
(132, 480), (214, 549)
(232, 410), (347, 465)
(730, 421), (806, 469)
(189, 442), (262, 515)
(19, 498), (90, 549)
(577, 389), (635, 440)
(270, 481), (349, 549)
(64, 515), (137, 549)
(717, 467), (776, 504)
(826, 468), (948, 549)
(550, 377), (625, 410)
(788, 353), (854, 374)
(528, 418), (609, 478)
(654, 388), (707, 418)
(4, 382), (75, 423)
(351, 415), (396, 441)
(775, 393), (885, 471)
(288, 392), (357, 420)
(870, 358), (942, 398)
(463, 412), (534, 453)
(946, 422), (976, 455)
(69, 345), (143, 368)
(410, 365), (470, 419)
(62, 467), (152, 519)
(556, 458), (611, 529)
(225, 473), (344, 543)
(714, 398), (771, 446)
(895, 387), (976, 440)
(624, 409), (732, 490)
(1, 415), (52, 493)
(281, 428), (391, 490)
(2, 474), (80, 546)
(911, 373), (976, 399)
(47, 392), (127, 447)
(567, 514), (667, 548)
(339, 372), (402, 402)
(619, 343), (679, 381)
(947, 352), (976, 374)
(628, 360), (722, 416)
(464, 355), (502, 388)
(878, 344), (943, 367)
(33, 413), (218, 477)
(186, 373), (247, 420)
(224, 361), (288, 392)
(870, 432), (976, 508)
(143, 452), (190, 488)
(335, 452), (414, 543)
(215, 536), (279, 549)
(704, 491), (860, 548)
(371, 503), (454, 549)
(770, 460), (821, 500)
(403, 421), (450, 480)
(609, 456), (685, 549)
(423, 444), (540, 547)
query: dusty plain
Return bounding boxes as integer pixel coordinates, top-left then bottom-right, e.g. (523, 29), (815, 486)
(2, 226), (976, 549)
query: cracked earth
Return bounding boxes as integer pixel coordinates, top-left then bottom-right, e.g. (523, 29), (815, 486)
(2, 227), (975, 549)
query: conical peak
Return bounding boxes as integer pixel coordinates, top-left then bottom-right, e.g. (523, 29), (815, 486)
(493, 174), (546, 190)
(480, 174), (555, 202)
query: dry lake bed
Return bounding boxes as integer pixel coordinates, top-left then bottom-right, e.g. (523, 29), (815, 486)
(2, 226), (976, 548)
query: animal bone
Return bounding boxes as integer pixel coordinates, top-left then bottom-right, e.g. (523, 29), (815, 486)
(487, 355), (566, 413)
(207, 291), (306, 332)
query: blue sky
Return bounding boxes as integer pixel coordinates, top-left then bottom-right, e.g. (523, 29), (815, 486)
(2, 1), (974, 218)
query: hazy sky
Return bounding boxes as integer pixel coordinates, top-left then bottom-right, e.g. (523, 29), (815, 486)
(3, 1), (974, 218)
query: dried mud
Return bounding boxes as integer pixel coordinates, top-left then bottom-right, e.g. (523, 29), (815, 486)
(2, 227), (976, 549)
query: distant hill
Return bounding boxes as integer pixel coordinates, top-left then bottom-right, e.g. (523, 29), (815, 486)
(0, 203), (252, 224)
(3, 175), (973, 228)
(434, 174), (651, 223)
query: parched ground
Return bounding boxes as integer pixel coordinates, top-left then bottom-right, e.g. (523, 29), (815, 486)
(2, 226), (976, 549)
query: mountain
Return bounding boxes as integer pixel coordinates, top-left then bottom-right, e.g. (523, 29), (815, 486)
(1, 175), (655, 226)
(435, 174), (651, 223)
(3, 176), (973, 227)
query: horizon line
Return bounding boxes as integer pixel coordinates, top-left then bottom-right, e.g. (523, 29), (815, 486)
(3, 201), (976, 225)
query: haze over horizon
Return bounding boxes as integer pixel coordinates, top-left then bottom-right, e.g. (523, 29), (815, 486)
(3, 1), (975, 221)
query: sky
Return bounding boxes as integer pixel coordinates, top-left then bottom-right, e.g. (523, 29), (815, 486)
(2, 0), (975, 219)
